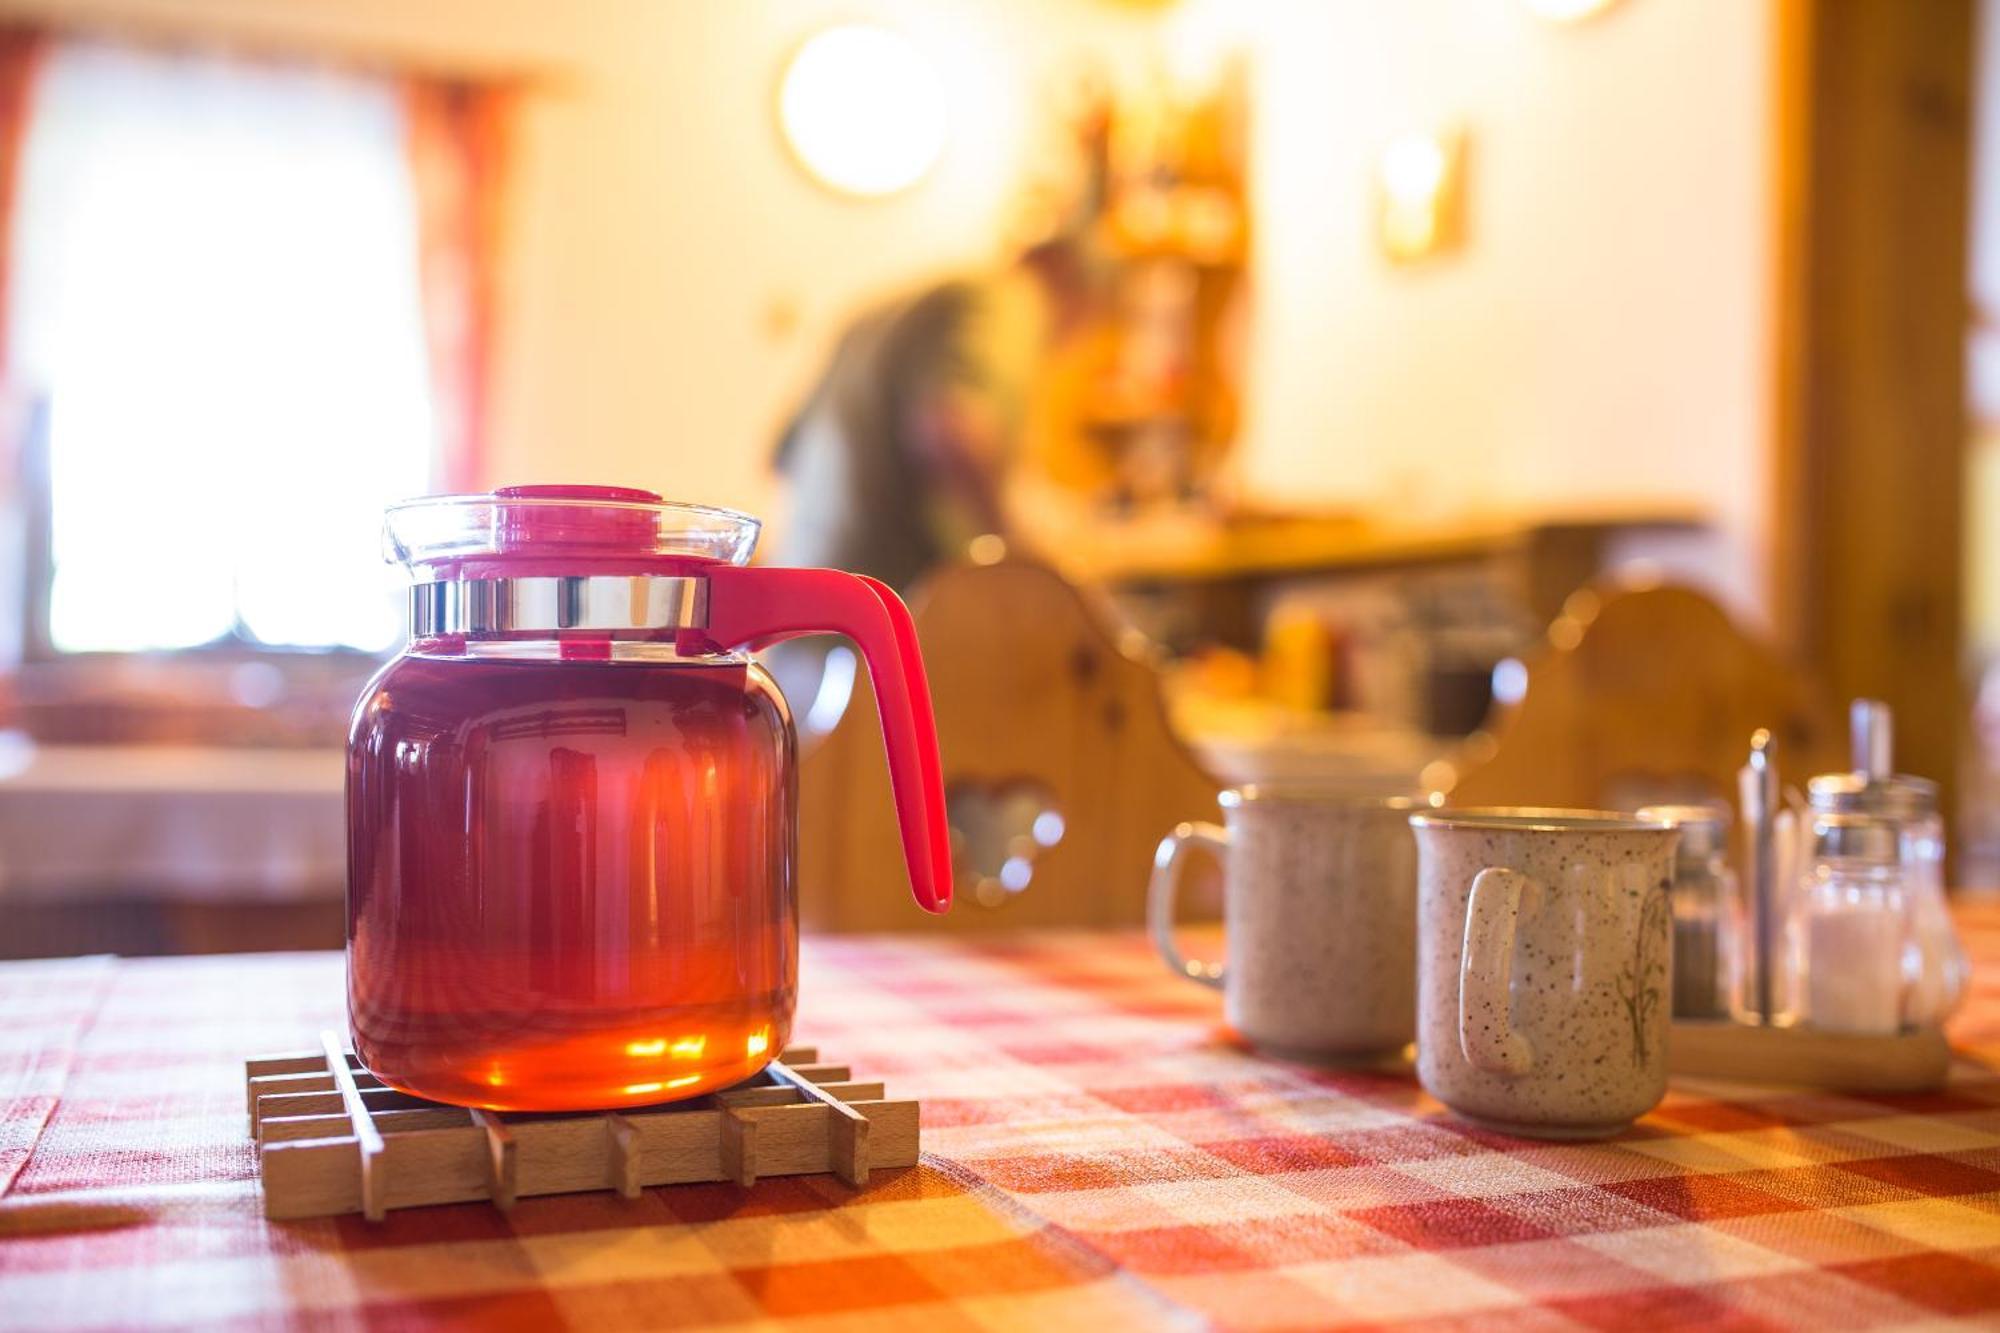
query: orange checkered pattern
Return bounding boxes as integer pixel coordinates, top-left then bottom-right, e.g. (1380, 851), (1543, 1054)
(2, 906), (1998, 1330)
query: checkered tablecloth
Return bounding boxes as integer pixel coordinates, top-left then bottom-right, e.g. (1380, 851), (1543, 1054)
(3, 907), (2000, 1331)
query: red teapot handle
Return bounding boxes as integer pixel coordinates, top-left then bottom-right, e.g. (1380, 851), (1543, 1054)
(698, 566), (951, 914)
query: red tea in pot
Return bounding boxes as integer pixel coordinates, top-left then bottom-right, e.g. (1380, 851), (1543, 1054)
(347, 487), (949, 1111)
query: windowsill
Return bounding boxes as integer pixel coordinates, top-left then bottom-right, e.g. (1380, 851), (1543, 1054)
(9, 652), (380, 748)
(0, 735), (344, 902)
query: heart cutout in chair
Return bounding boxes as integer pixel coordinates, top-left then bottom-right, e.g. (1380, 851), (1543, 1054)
(945, 779), (1066, 908)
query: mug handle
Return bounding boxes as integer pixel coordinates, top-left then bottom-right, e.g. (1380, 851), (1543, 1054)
(1148, 822), (1227, 989)
(1460, 867), (1541, 1076)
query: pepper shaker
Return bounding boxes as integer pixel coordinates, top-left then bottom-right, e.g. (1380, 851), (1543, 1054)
(1638, 804), (1736, 1020)
(1736, 730), (1780, 1023)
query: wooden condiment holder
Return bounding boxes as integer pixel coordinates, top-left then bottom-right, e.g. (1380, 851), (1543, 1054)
(246, 1035), (919, 1221)
(1669, 1019), (1951, 1093)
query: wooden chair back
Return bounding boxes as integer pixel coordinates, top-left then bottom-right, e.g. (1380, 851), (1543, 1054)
(1449, 581), (1846, 812)
(796, 558), (1222, 932)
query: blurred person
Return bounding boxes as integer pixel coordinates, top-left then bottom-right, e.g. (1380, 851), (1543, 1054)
(765, 82), (1114, 725)
(771, 232), (1101, 593)
(764, 223), (1113, 729)
(771, 71), (1111, 603)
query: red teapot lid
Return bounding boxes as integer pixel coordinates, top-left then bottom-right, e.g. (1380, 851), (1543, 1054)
(492, 484), (664, 554)
(386, 485), (761, 579)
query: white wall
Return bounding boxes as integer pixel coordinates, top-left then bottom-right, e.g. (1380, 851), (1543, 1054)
(2, 0), (1777, 613)
(1208, 0), (1776, 618)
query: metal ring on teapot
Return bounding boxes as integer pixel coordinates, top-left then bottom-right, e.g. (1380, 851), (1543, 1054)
(410, 576), (709, 636)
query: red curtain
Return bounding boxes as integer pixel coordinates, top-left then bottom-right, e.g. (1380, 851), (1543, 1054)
(0, 29), (42, 685)
(0, 29), (43, 405)
(404, 78), (512, 492)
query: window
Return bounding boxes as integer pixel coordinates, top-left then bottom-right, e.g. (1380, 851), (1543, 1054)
(10, 41), (437, 654)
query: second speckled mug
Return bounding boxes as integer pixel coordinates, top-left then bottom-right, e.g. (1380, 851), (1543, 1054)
(1149, 788), (1420, 1060)
(1409, 809), (1678, 1140)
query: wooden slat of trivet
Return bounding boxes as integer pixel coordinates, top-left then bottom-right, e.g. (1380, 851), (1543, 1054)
(605, 1113), (641, 1199)
(318, 1030), (386, 1222)
(469, 1109), (517, 1210)
(766, 1059), (870, 1186)
(247, 1044), (919, 1221)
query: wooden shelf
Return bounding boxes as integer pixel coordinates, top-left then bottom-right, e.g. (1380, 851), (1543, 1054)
(1048, 504), (1708, 586)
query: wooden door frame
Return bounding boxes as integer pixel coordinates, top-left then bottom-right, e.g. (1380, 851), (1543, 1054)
(1771, 0), (1973, 833)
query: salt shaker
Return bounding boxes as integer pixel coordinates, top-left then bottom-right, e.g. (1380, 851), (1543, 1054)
(1795, 809), (1907, 1033)
(1792, 700), (1967, 1033)
(1805, 770), (1964, 1027)
(1637, 804), (1736, 1020)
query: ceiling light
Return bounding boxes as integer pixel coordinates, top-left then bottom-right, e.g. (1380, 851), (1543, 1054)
(777, 25), (947, 198)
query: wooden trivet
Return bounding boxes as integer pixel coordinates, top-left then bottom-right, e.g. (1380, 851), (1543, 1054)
(245, 1034), (919, 1221)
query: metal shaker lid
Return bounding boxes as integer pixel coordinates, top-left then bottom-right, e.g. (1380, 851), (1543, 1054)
(1808, 810), (1902, 862)
(1805, 697), (1939, 819)
(1807, 771), (1938, 818)
(1637, 803), (1730, 866)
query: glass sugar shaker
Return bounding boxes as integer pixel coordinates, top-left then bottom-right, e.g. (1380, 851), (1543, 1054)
(1805, 769), (1964, 1028)
(1793, 699), (1967, 1033)
(1794, 806), (1908, 1033)
(1637, 804), (1736, 1020)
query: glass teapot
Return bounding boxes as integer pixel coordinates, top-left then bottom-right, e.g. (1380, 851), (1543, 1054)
(347, 485), (950, 1111)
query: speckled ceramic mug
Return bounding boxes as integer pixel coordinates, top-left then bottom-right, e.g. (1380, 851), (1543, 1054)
(1409, 809), (1678, 1139)
(1149, 789), (1420, 1060)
